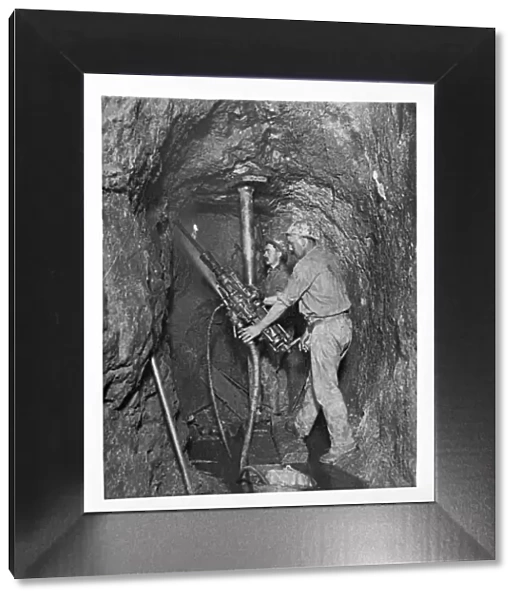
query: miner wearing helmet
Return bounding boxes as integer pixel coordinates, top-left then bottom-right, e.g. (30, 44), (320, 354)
(262, 238), (290, 298)
(240, 219), (356, 464)
(259, 238), (292, 416)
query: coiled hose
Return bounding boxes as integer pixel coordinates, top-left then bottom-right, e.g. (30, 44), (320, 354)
(238, 464), (269, 485)
(206, 304), (232, 458)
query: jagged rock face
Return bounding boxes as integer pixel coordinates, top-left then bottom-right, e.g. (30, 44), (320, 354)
(168, 211), (251, 419)
(103, 97), (220, 496)
(103, 96), (417, 495)
(103, 97), (216, 406)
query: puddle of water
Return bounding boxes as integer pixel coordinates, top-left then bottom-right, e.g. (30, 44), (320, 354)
(188, 429), (248, 493)
(188, 412), (366, 493)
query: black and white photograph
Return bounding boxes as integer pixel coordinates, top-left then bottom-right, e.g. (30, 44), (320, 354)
(85, 76), (434, 511)
(8, 6), (499, 585)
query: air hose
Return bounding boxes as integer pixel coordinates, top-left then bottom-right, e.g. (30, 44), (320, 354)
(206, 305), (261, 473)
(238, 464), (269, 485)
(206, 304), (232, 458)
(240, 341), (261, 472)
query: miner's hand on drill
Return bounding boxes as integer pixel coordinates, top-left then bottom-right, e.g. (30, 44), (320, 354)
(239, 299), (287, 344)
(299, 328), (311, 352)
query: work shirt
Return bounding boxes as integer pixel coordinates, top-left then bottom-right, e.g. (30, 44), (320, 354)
(277, 246), (351, 320)
(263, 263), (290, 297)
(263, 262), (297, 339)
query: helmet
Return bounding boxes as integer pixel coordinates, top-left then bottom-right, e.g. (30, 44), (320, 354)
(285, 220), (320, 240)
(264, 238), (288, 262)
(264, 238), (287, 254)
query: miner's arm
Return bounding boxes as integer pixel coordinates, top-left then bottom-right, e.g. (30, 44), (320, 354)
(239, 299), (288, 343)
(239, 264), (314, 343)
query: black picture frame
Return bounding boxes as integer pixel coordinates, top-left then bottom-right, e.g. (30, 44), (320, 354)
(9, 9), (495, 578)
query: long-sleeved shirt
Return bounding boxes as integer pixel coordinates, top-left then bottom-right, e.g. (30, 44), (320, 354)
(277, 246), (351, 320)
(263, 264), (290, 297)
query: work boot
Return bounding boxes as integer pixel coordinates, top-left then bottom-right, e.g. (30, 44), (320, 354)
(319, 442), (356, 465)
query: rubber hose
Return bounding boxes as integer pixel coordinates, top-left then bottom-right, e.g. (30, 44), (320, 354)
(239, 342), (261, 472)
(238, 464), (269, 485)
(207, 304), (232, 458)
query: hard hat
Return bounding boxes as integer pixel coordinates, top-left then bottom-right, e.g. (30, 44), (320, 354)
(264, 238), (288, 262)
(264, 238), (288, 254)
(285, 220), (320, 240)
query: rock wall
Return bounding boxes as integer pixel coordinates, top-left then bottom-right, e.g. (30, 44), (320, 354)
(168, 211), (250, 419)
(103, 97), (417, 495)
(103, 97), (226, 497)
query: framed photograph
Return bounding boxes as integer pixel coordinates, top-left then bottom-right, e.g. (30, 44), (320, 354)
(10, 9), (495, 578)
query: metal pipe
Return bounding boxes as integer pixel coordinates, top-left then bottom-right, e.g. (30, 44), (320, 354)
(238, 185), (255, 285)
(172, 220), (219, 292)
(151, 356), (194, 495)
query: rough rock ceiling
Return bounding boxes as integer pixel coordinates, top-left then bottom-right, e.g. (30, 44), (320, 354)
(102, 96), (417, 496)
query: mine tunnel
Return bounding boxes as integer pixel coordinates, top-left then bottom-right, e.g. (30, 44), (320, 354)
(103, 97), (417, 497)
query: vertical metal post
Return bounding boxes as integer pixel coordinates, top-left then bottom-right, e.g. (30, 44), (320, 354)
(237, 181), (262, 471)
(238, 184), (255, 285)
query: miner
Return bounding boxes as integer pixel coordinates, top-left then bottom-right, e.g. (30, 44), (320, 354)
(259, 239), (291, 416)
(240, 220), (356, 464)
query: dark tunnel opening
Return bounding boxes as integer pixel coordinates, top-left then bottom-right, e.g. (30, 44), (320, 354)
(102, 97), (417, 498)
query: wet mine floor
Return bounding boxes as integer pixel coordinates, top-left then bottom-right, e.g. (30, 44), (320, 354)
(188, 412), (367, 493)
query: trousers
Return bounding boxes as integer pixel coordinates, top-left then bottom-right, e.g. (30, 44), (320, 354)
(294, 313), (355, 447)
(260, 352), (289, 415)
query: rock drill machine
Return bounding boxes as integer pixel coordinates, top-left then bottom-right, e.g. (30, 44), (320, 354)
(173, 219), (293, 353)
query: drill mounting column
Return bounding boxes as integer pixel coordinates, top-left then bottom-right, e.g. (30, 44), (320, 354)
(236, 174), (267, 285)
(235, 174), (267, 472)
